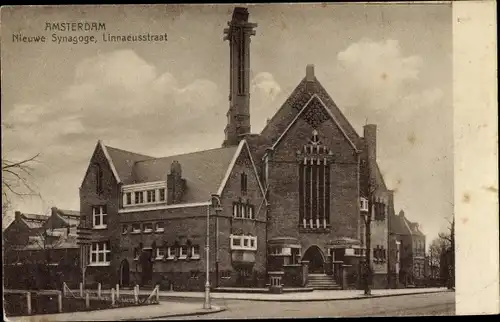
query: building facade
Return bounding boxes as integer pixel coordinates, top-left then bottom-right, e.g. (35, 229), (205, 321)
(388, 209), (427, 288)
(3, 208), (81, 289)
(79, 7), (412, 291)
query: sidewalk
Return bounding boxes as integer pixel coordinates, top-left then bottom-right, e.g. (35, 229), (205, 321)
(88, 287), (451, 302)
(6, 302), (224, 321)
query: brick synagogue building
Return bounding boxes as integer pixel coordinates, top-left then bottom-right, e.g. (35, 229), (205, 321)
(79, 8), (407, 291)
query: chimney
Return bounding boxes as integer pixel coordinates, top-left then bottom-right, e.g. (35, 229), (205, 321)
(51, 207), (58, 217)
(15, 211), (22, 221)
(167, 161), (186, 205)
(399, 210), (405, 217)
(306, 64), (315, 82)
(363, 124), (377, 165)
(222, 7), (258, 147)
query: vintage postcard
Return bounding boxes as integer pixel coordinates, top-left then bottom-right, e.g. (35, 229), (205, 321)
(1, 2), (497, 320)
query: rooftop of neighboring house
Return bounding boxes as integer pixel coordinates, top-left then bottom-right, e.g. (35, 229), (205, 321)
(390, 209), (425, 237)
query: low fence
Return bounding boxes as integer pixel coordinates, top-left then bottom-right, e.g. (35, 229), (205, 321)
(4, 284), (160, 317)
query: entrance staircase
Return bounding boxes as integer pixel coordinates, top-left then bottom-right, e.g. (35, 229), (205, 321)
(307, 274), (341, 290)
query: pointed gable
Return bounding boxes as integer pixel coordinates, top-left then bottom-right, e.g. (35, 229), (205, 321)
(260, 65), (361, 149)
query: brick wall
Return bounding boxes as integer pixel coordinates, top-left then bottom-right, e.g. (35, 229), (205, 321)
(80, 143), (122, 284)
(266, 112), (360, 257)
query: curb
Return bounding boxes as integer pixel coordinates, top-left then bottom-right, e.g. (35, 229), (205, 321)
(127, 306), (225, 320)
(158, 289), (451, 302)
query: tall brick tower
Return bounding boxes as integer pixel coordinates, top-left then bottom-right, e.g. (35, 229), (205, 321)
(222, 7), (257, 147)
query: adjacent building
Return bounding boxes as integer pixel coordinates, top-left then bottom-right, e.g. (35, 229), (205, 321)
(3, 207), (81, 289)
(79, 7), (421, 291)
(388, 209), (427, 288)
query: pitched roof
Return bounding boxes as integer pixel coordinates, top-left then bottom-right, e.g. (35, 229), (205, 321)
(54, 208), (80, 226)
(389, 213), (410, 236)
(21, 213), (49, 229)
(260, 75), (361, 148)
(131, 146), (239, 203)
(405, 218), (425, 237)
(105, 145), (154, 184)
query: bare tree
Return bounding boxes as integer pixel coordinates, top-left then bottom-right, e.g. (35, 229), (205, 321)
(1, 123), (42, 217)
(437, 217), (455, 289)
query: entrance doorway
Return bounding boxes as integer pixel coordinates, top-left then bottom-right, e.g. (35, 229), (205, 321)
(120, 259), (130, 287)
(302, 246), (325, 274)
(140, 249), (153, 285)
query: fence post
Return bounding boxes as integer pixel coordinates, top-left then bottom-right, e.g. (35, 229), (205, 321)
(155, 285), (160, 303)
(85, 292), (90, 309)
(58, 291), (63, 313)
(26, 292), (32, 315)
(134, 285), (138, 304)
(111, 288), (115, 306)
(80, 282), (83, 297)
(63, 282), (67, 296)
(136, 284), (139, 295)
(98, 283), (101, 299)
(116, 284), (120, 299)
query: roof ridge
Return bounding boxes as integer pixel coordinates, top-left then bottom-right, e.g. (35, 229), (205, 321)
(134, 146), (237, 165)
(105, 145), (155, 159)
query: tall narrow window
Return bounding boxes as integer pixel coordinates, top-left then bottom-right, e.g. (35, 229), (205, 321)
(94, 164), (103, 194)
(299, 131), (331, 229)
(238, 29), (245, 95)
(241, 173), (248, 194)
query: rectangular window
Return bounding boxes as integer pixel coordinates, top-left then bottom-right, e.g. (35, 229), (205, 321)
(232, 236), (241, 247)
(159, 188), (166, 201)
(250, 238), (255, 249)
(89, 241), (110, 265)
(155, 222), (164, 232)
(134, 248), (139, 260)
(156, 247), (166, 260)
(191, 245), (200, 259)
(92, 205), (107, 229)
(147, 190), (156, 203)
(179, 246), (188, 259)
(167, 247), (175, 259)
(122, 225), (128, 234)
(143, 223), (153, 233)
(132, 223), (141, 234)
(135, 191), (144, 204)
(243, 238), (249, 247)
(126, 193), (132, 205)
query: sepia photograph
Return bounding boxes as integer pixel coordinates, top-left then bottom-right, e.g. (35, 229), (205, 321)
(1, 2), (497, 320)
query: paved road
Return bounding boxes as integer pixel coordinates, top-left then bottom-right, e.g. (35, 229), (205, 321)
(151, 292), (455, 319)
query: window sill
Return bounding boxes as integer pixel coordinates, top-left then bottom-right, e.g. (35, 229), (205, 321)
(178, 256), (187, 260)
(232, 217), (256, 221)
(93, 225), (108, 230)
(155, 257), (165, 261)
(298, 226), (330, 233)
(131, 231), (141, 234)
(230, 247), (257, 252)
(143, 230), (153, 234)
(190, 256), (201, 260)
(88, 262), (111, 267)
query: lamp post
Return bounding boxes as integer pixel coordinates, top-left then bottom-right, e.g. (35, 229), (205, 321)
(204, 194), (222, 310)
(361, 198), (372, 296)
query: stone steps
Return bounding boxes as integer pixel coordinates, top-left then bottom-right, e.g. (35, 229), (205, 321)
(307, 274), (341, 290)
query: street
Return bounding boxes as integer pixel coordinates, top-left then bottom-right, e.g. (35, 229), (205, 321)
(151, 292), (455, 319)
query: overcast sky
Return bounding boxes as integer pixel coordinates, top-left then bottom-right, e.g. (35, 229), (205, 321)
(1, 4), (453, 244)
